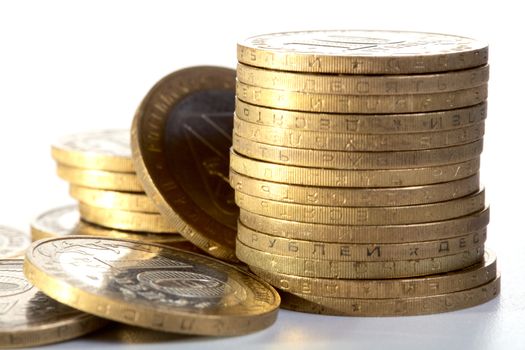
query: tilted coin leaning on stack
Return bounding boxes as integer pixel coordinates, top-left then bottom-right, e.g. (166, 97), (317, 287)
(231, 30), (500, 316)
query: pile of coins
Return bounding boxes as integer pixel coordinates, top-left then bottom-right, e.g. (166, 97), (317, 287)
(231, 30), (500, 315)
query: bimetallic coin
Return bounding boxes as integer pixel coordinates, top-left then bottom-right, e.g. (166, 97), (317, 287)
(56, 164), (143, 192)
(0, 259), (105, 348)
(237, 63), (490, 95)
(52, 130), (133, 172)
(250, 249), (497, 298)
(131, 66), (238, 261)
(237, 30), (488, 74)
(279, 276), (500, 316)
(0, 226), (30, 259)
(69, 185), (158, 213)
(24, 237), (280, 336)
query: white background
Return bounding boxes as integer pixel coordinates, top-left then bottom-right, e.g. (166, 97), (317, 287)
(0, 1), (524, 349)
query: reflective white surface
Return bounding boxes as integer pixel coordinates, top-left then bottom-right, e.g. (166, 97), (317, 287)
(0, 0), (523, 349)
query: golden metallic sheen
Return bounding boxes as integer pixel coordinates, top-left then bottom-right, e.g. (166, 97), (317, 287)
(56, 164), (143, 192)
(69, 185), (158, 213)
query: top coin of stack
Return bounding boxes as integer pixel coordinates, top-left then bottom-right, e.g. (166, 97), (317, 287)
(231, 30), (499, 316)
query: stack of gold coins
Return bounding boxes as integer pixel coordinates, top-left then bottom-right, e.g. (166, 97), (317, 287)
(44, 130), (187, 241)
(231, 30), (500, 316)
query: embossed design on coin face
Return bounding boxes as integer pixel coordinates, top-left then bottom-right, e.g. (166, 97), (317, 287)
(24, 237), (280, 336)
(31, 205), (79, 239)
(0, 226), (30, 258)
(0, 259), (104, 348)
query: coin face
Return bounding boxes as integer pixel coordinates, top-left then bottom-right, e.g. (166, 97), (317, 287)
(31, 205), (79, 240)
(132, 66), (238, 261)
(0, 226), (30, 258)
(0, 259), (105, 348)
(24, 237), (280, 336)
(238, 30), (488, 74)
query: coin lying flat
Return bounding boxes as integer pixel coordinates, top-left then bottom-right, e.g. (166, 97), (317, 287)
(237, 30), (488, 74)
(131, 66), (238, 261)
(0, 226), (30, 258)
(0, 259), (105, 348)
(56, 164), (143, 192)
(69, 185), (158, 213)
(52, 130), (134, 172)
(24, 237), (280, 336)
(250, 249), (497, 298)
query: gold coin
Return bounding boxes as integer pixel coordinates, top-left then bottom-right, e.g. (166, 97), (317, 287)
(230, 170), (480, 207)
(131, 66), (238, 261)
(51, 130), (134, 172)
(69, 185), (158, 213)
(235, 190), (485, 225)
(249, 249), (497, 298)
(239, 207), (489, 244)
(78, 203), (178, 233)
(234, 116), (485, 151)
(238, 222), (486, 261)
(0, 259), (106, 348)
(0, 226), (30, 259)
(24, 236), (280, 336)
(237, 63), (489, 95)
(233, 135), (483, 170)
(279, 276), (500, 316)
(236, 238), (484, 279)
(230, 150), (480, 187)
(236, 99), (487, 134)
(237, 81), (487, 114)
(238, 30), (488, 74)
(56, 164), (143, 192)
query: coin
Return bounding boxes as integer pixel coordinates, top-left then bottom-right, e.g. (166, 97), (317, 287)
(237, 63), (490, 95)
(234, 116), (485, 151)
(235, 189), (485, 225)
(0, 226), (30, 258)
(236, 238), (484, 279)
(233, 135), (483, 170)
(238, 222), (486, 261)
(78, 203), (178, 233)
(51, 130), (134, 172)
(237, 30), (488, 74)
(235, 100), (487, 134)
(24, 237), (280, 336)
(0, 259), (106, 348)
(239, 207), (489, 244)
(279, 276), (500, 316)
(230, 171), (479, 206)
(230, 150), (480, 187)
(69, 185), (158, 213)
(56, 164), (143, 192)
(250, 249), (497, 298)
(131, 66), (239, 261)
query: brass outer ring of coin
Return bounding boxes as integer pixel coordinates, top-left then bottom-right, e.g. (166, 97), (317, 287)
(230, 150), (480, 187)
(239, 207), (490, 244)
(279, 276), (500, 316)
(51, 145), (134, 173)
(0, 226), (31, 259)
(230, 170), (480, 207)
(236, 238), (485, 279)
(235, 99), (488, 134)
(233, 135), (483, 170)
(69, 185), (158, 213)
(235, 189), (485, 225)
(56, 164), (143, 192)
(236, 81), (487, 114)
(236, 63), (490, 95)
(0, 259), (107, 348)
(233, 115), (485, 151)
(78, 203), (178, 233)
(249, 249), (497, 298)
(23, 236), (280, 336)
(238, 222), (487, 261)
(131, 66), (238, 262)
(237, 30), (488, 74)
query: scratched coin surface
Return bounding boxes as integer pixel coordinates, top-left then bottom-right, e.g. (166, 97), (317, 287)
(0, 226), (30, 259)
(52, 130), (133, 172)
(131, 66), (238, 261)
(24, 237), (280, 336)
(237, 30), (488, 74)
(0, 259), (105, 348)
